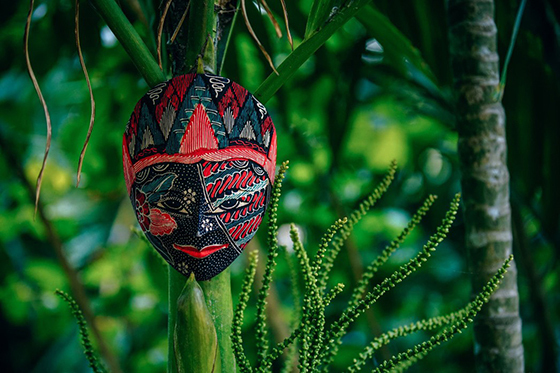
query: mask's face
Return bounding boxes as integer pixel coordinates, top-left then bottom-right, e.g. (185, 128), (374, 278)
(132, 159), (270, 280)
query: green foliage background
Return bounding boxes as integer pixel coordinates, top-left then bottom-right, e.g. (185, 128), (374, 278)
(0, 0), (558, 371)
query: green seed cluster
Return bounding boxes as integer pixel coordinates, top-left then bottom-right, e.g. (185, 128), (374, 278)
(312, 218), (347, 275)
(230, 160), (513, 372)
(55, 289), (105, 373)
(348, 195), (437, 310)
(255, 161), (289, 369)
(325, 283), (345, 307)
(280, 247), (301, 373)
(371, 255), (513, 373)
(319, 193), (461, 368)
(232, 250), (259, 373)
(349, 308), (468, 371)
(317, 160), (397, 291)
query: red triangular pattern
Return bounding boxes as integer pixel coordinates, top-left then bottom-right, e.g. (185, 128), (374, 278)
(122, 137), (135, 193)
(180, 104), (219, 154)
(231, 82), (248, 107)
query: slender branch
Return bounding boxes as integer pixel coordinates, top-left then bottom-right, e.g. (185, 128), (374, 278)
(241, 0), (278, 75)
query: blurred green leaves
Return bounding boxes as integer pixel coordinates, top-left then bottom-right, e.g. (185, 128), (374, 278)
(0, 0), (558, 371)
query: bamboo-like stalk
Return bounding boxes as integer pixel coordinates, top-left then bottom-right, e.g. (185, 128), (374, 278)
(199, 268), (235, 370)
(167, 267), (185, 373)
(89, 0), (165, 87)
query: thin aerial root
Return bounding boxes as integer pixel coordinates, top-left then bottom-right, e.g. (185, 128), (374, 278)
(157, 0), (173, 68)
(170, 2), (190, 44)
(257, 0), (282, 38)
(25, 0), (51, 215)
(279, 0), (293, 50)
(75, 0), (96, 187)
(241, 0), (279, 75)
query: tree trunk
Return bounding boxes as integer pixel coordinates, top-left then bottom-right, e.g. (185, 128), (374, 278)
(447, 0), (525, 372)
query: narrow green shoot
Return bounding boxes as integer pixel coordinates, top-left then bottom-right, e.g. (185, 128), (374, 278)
(317, 160), (397, 291)
(290, 223), (321, 372)
(232, 250), (259, 373)
(254, 161), (289, 369)
(349, 309), (468, 371)
(496, 0), (527, 101)
(55, 290), (105, 373)
(347, 195), (437, 310)
(372, 255), (514, 372)
(320, 194), (461, 368)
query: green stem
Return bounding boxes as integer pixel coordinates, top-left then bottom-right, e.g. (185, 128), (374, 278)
(168, 267), (185, 373)
(199, 268), (235, 371)
(254, 0), (372, 104)
(184, 0), (217, 73)
(89, 0), (166, 87)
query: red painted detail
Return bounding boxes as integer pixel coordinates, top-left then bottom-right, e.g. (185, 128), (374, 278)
(219, 175), (233, 195)
(230, 223), (243, 239)
(269, 130), (277, 183)
(240, 172), (250, 188)
(238, 216), (257, 239)
(179, 104), (219, 155)
(233, 221), (250, 240)
(231, 173), (241, 189)
(149, 208), (178, 236)
(232, 82), (248, 107)
(261, 116), (273, 136)
(211, 179), (222, 198)
(203, 162), (212, 177)
(173, 243), (227, 259)
(123, 138), (135, 194)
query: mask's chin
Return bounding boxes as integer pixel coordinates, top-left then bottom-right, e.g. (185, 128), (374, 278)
(172, 243), (229, 258)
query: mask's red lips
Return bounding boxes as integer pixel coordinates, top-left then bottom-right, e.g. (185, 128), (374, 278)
(173, 243), (227, 258)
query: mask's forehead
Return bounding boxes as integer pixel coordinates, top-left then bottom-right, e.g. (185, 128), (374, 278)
(124, 74), (275, 178)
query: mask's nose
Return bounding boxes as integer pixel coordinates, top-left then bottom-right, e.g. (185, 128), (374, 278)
(195, 203), (217, 237)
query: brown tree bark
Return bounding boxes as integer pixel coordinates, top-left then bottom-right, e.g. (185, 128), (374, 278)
(447, 0), (525, 372)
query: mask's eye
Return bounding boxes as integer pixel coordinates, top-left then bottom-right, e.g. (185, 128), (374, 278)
(220, 199), (239, 210)
(156, 198), (191, 214)
(212, 198), (250, 213)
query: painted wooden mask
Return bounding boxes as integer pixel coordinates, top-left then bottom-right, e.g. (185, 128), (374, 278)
(123, 74), (277, 280)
